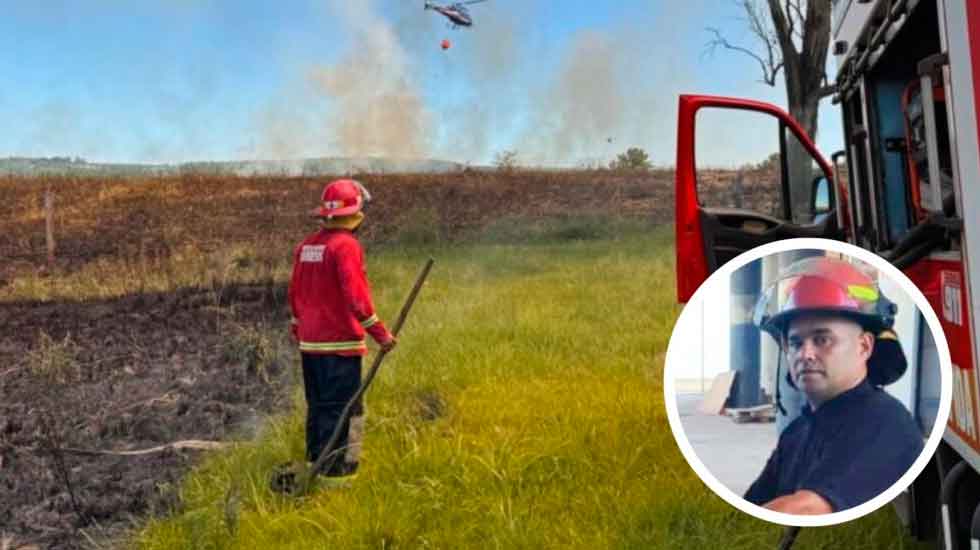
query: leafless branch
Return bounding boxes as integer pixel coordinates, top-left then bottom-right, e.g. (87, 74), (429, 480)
(767, 0), (800, 70)
(789, 0), (806, 29)
(785, 0), (806, 43)
(817, 84), (837, 99)
(705, 27), (781, 86)
(742, 0), (781, 61)
(772, 60), (786, 82)
(782, 0), (796, 43)
(706, 0), (831, 137)
(23, 439), (229, 457)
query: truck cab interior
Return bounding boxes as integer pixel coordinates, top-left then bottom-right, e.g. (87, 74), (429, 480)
(673, 95), (842, 301)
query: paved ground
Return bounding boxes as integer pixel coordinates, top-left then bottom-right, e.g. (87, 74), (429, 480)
(675, 393), (779, 497)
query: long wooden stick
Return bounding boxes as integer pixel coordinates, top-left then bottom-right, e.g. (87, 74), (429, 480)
(22, 440), (228, 456)
(777, 526), (802, 550)
(298, 258), (434, 494)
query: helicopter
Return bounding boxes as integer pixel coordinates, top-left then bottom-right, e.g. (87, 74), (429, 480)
(424, 0), (487, 28)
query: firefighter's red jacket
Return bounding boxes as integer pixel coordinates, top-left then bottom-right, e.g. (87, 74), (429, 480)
(288, 228), (392, 355)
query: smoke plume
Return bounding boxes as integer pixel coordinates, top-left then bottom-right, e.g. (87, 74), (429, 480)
(308, 1), (433, 159)
(251, 1), (710, 166)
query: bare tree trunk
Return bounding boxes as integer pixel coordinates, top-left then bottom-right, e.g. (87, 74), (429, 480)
(785, 140), (810, 222)
(768, 0), (832, 222)
(769, 0), (832, 137)
(785, 96), (823, 222)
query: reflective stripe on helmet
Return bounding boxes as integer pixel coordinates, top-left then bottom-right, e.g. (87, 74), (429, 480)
(847, 284), (879, 302)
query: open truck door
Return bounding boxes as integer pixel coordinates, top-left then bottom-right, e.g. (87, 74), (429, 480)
(675, 94), (850, 301)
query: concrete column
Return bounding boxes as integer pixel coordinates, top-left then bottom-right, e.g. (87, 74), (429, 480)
(729, 259), (763, 408)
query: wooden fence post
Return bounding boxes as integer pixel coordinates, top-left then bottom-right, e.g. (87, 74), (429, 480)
(45, 184), (56, 266)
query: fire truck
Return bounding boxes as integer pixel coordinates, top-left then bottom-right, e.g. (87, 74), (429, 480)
(674, 0), (980, 547)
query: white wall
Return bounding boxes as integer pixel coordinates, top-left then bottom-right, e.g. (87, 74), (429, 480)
(674, 272), (731, 393)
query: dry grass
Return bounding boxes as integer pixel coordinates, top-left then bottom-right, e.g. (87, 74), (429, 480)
(0, 170), (930, 549)
(0, 170), (675, 282)
(26, 331), (81, 384)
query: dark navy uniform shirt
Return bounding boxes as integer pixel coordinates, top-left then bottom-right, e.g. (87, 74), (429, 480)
(744, 379), (924, 512)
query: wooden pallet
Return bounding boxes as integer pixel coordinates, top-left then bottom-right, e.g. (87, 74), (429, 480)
(725, 404), (776, 424)
(697, 372), (736, 415)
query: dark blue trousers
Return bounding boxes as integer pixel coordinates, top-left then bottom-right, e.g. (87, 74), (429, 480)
(301, 353), (363, 476)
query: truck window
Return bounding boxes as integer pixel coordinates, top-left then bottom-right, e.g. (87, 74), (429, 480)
(694, 107), (828, 224)
(694, 108), (782, 218)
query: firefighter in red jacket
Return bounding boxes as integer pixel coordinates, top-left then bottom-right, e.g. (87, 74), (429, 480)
(288, 179), (395, 481)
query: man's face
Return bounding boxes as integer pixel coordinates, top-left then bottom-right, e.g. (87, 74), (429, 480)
(784, 315), (873, 408)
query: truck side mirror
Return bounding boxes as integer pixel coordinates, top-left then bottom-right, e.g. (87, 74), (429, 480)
(811, 176), (831, 215)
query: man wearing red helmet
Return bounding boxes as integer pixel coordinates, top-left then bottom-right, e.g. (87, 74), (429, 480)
(287, 179), (396, 482)
(743, 256), (924, 514)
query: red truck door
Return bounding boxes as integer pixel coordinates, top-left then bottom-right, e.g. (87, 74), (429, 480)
(675, 94), (848, 301)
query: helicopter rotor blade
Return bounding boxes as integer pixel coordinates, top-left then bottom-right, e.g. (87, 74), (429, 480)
(459, 0), (487, 5)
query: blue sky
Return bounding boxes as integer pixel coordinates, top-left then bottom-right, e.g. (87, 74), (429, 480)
(0, 1), (843, 166)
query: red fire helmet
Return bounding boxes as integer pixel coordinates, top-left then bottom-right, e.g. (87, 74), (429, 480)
(755, 255), (907, 388)
(753, 256), (897, 339)
(311, 179), (370, 219)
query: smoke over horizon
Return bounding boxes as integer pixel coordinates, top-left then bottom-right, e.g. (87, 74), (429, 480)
(247, 1), (708, 167)
(4, 1), (809, 167)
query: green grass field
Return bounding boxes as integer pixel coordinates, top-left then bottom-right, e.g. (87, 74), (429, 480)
(134, 219), (930, 549)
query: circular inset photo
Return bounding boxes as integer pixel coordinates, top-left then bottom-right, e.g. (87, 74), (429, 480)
(664, 238), (952, 527)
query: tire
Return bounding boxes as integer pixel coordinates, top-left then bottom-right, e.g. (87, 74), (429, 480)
(937, 461), (980, 550)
